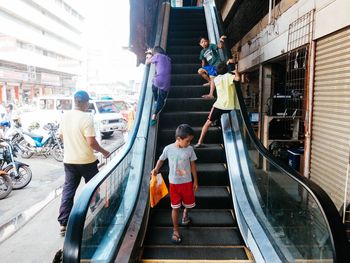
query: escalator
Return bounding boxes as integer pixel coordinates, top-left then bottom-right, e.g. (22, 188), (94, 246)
(141, 7), (251, 262)
(62, 3), (349, 263)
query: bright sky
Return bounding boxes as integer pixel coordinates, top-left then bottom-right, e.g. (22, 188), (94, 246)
(83, 0), (140, 83)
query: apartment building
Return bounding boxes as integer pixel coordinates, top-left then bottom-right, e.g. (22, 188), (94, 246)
(0, 0), (84, 104)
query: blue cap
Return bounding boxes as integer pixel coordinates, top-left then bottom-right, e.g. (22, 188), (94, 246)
(74, 90), (91, 102)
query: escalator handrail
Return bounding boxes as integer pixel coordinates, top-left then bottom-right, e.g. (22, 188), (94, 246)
(204, 0), (350, 261)
(63, 1), (171, 262)
(63, 66), (151, 262)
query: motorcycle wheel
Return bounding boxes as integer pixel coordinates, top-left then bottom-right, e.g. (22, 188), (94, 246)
(5, 164), (32, 189)
(18, 140), (34, 159)
(52, 144), (64, 162)
(0, 174), (13, 199)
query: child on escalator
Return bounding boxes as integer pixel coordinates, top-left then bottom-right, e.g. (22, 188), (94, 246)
(146, 46), (172, 126)
(194, 62), (241, 148)
(151, 124), (198, 244)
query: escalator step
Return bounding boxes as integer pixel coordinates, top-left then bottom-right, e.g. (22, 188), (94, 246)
(158, 163), (229, 186)
(160, 111), (212, 127)
(168, 38), (202, 46)
(141, 247), (249, 261)
(158, 127), (222, 145)
(171, 73), (205, 85)
(164, 98), (214, 112)
(143, 227), (243, 246)
(171, 63), (200, 74)
(157, 144), (225, 163)
(155, 186), (232, 209)
(170, 54), (200, 63)
(169, 24), (207, 32)
(168, 85), (210, 98)
(167, 45), (202, 54)
(169, 31), (206, 39)
(149, 209), (236, 227)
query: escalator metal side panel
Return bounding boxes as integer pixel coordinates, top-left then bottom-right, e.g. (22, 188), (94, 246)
(221, 112), (281, 263)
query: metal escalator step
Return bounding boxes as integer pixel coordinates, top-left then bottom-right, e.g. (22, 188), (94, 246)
(167, 45), (201, 54)
(158, 127), (222, 145)
(171, 73), (204, 85)
(164, 98), (214, 112)
(155, 186), (231, 209)
(141, 246), (250, 261)
(157, 144), (225, 164)
(149, 209), (236, 227)
(169, 31), (206, 38)
(171, 63), (201, 74)
(158, 163), (228, 186)
(168, 85), (210, 98)
(160, 111), (212, 127)
(168, 38), (202, 46)
(170, 54), (200, 63)
(144, 227), (243, 246)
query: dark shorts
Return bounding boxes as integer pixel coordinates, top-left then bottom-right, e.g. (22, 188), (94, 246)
(169, 182), (196, 209)
(208, 107), (231, 122)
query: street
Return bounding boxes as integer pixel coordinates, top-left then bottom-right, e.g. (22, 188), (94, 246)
(0, 131), (126, 262)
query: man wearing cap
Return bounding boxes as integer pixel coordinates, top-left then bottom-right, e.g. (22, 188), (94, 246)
(57, 90), (110, 236)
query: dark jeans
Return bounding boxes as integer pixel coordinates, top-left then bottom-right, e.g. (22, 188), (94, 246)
(57, 160), (99, 226)
(152, 85), (168, 115)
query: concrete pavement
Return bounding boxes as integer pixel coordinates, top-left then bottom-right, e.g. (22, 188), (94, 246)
(0, 132), (126, 262)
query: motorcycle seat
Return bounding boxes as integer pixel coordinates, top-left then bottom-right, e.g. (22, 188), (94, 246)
(23, 131), (44, 140)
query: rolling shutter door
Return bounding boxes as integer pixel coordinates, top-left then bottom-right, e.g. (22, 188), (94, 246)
(310, 27), (350, 209)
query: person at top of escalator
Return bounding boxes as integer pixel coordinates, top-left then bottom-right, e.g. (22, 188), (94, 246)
(197, 35), (226, 91)
(151, 124), (198, 244)
(194, 62), (240, 148)
(146, 46), (172, 126)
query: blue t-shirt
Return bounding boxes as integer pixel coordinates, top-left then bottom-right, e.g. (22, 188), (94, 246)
(159, 143), (197, 184)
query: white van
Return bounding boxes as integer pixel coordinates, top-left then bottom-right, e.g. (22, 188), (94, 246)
(20, 96), (127, 138)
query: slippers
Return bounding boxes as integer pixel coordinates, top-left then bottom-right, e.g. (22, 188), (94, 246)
(202, 82), (210, 87)
(181, 216), (192, 226)
(194, 143), (204, 148)
(150, 119), (157, 126)
(171, 231), (182, 244)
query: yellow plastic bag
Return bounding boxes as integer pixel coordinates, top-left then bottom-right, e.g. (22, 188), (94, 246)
(150, 173), (168, 208)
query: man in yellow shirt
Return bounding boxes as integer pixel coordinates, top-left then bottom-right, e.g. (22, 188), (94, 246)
(57, 90), (110, 236)
(194, 62), (240, 148)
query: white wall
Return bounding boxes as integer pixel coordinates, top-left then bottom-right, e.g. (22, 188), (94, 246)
(238, 0), (350, 71)
(314, 0), (350, 39)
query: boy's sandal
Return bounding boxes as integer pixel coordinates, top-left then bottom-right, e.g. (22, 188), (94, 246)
(181, 216), (192, 226)
(202, 82), (210, 87)
(150, 119), (157, 126)
(171, 231), (182, 244)
(194, 143), (204, 148)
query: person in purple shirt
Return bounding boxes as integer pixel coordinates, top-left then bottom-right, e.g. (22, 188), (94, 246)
(146, 46), (172, 126)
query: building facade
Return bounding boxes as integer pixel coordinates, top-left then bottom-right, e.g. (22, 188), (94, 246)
(0, 0), (84, 105)
(218, 0), (350, 210)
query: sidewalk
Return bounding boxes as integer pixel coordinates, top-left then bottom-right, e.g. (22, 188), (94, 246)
(0, 134), (126, 262)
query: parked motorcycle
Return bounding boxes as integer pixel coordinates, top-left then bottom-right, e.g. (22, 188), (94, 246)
(0, 170), (12, 199)
(0, 139), (32, 189)
(15, 123), (64, 162)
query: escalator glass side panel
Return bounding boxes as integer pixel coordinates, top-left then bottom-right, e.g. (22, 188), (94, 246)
(230, 111), (334, 262)
(80, 137), (146, 260)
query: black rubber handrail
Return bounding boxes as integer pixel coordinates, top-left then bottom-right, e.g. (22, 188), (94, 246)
(62, 1), (170, 262)
(63, 67), (150, 263)
(205, 1), (350, 262)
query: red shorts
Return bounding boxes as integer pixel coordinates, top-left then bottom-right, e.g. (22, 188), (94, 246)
(169, 182), (196, 209)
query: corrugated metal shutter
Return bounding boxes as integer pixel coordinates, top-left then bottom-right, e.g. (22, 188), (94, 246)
(310, 27), (350, 209)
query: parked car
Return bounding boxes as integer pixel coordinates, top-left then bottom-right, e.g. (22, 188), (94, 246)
(20, 96), (127, 138)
